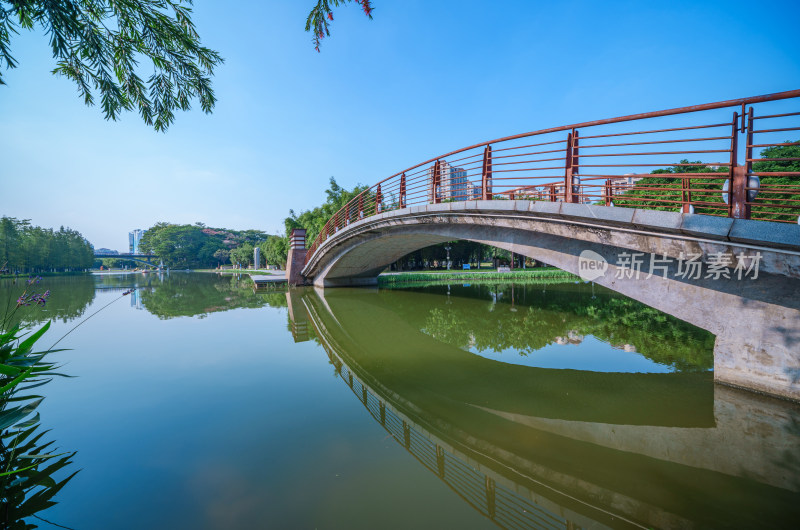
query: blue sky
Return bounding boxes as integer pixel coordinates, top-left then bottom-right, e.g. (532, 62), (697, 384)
(1, 0), (798, 250)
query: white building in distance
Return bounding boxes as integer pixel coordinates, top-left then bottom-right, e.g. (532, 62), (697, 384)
(129, 229), (144, 254)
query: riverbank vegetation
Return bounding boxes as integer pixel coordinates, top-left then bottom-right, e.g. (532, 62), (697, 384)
(139, 223), (271, 269)
(0, 217), (94, 275)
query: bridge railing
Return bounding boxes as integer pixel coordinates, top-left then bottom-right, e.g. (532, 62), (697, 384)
(305, 90), (800, 264)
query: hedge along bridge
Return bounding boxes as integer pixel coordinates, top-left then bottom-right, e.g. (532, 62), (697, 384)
(287, 90), (800, 401)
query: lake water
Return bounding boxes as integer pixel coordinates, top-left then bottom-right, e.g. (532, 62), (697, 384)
(2, 273), (799, 529)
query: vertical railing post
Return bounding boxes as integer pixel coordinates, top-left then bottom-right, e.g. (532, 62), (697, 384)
(572, 129), (580, 202)
(744, 107), (755, 218)
(564, 131), (575, 203)
(745, 107), (754, 173)
(375, 184), (382, 215)
(436, 445), (445, 479)
(729, 111), (750, 219)
(430, 160), (442, 204)
(358, 192), (364, 219)
(682, 177), (692, 213)
(481, 145), (493, 200)
(485, 477), (496, 520)
(399, 173), (407, 208)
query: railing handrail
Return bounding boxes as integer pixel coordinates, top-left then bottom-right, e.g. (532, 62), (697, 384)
(304, 89), (800, 266)
(370, 89), (800, 188)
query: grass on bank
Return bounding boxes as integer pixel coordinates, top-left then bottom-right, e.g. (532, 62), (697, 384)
(0, 270), (91, 280)
(377, 267), (579, 285)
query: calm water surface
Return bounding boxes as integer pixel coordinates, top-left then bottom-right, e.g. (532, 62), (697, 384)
(2, 273), (799, 529)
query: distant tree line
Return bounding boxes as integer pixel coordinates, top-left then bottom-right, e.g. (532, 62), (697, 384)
(0, 217), (94, 274)
(139, 222), (272, 269)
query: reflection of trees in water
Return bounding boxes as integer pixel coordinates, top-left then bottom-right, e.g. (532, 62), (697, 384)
(391, 282), (714, 371)
(3, 273), (288, 324)
(139, 274), (285, 319)
(0, 275), (96, 327)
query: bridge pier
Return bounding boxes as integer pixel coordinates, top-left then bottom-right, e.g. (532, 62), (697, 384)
(286, 228), (309, 286)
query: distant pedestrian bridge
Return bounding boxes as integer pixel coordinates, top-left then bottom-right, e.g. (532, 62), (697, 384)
(94, 252), (157, 265)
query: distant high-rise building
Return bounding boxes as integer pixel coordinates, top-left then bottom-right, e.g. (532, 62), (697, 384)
(427, 160), (476, 202)
(129, 229), (144, 254)
(609, 175), (643, 196)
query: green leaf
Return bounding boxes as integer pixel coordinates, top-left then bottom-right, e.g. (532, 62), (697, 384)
(0, 363), (22, 376)
(0, 398), (43, 430)
(16, 321), (50, 356)
(0, 461), (39, 477)
(0, 365), (35, 394)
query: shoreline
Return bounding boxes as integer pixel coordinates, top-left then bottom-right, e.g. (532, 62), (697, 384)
(377, 268), (579, 285)
(0, 270), (92, 280)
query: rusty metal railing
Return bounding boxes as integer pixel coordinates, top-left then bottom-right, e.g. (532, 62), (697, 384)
(305, 90), (800, 264)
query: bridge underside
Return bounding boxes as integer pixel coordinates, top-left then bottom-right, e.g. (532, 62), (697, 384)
(301, 201), (800, 401)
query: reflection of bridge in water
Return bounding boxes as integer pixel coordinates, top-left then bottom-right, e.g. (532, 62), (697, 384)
(291, 287), (800, 529)
(312, 317), (595, 529)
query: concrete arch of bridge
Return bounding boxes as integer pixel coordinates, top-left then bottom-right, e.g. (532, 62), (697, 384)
(301, 201), (800, 400)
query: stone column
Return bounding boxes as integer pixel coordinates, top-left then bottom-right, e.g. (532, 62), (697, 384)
(285, 228), (308, 286)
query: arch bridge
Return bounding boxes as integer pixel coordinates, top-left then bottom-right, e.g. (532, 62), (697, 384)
(287, 90), (800, 401)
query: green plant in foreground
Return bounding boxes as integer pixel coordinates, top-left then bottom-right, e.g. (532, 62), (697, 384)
(0, 321), (77, 529)
(0, 279), (135, 528)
